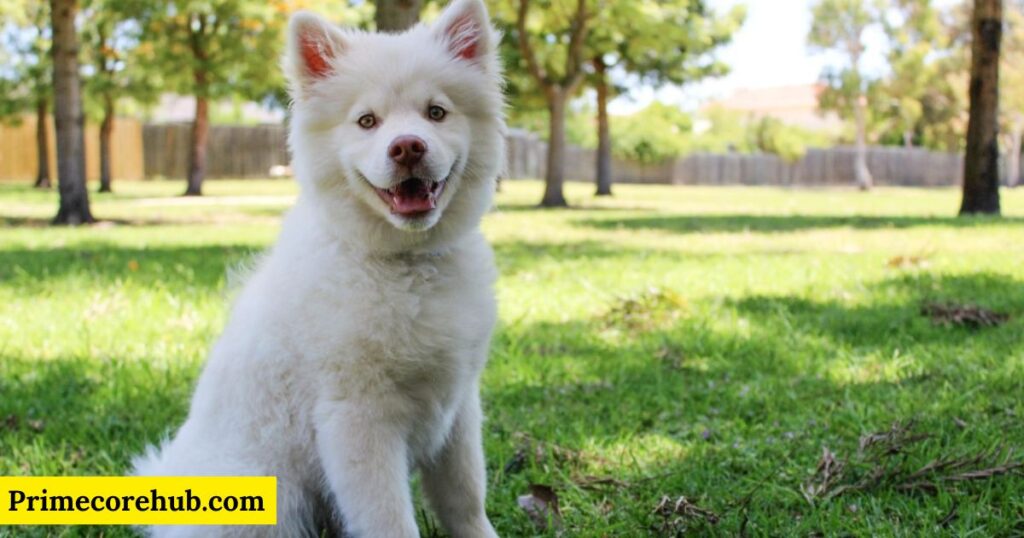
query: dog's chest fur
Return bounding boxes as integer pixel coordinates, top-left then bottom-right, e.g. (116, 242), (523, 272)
(267, 225), (497, 463)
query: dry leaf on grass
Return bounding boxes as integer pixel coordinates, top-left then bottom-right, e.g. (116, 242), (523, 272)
(602, 288), (687, 332)
(506, 432), (591, 472)
(517, 484), (561, 531)
(938, 503), (958, 527)
(802, 421), (1023, 503)
(571, 475), (631, 490)
(921, 302), (1009, 329)
(503, 449), (527, 476)
(1, 415), (44, 433)
(943, 461), (1024, 481)
(801, 447), (848, 503)
(858, 421), (929, 455)
(887, 255), (930, 269)
(653, 495), (720, 533)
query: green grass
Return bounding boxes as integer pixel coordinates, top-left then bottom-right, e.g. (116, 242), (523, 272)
(1, 179), (1023, 536)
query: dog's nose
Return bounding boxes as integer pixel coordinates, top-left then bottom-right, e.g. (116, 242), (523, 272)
(388, 135), (427, 168)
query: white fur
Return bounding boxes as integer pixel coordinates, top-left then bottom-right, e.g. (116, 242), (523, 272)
(133, 1), (505, 536)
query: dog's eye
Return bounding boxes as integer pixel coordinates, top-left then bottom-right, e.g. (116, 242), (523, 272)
(357, 114), (377, 129)
(427, 105), (447, 122)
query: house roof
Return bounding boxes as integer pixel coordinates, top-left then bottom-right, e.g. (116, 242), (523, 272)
(703, 84), (842, 132)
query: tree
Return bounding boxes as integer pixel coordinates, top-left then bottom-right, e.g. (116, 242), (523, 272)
(592, 55), (612, 195)
(880, 0), (947, 147)
(809, 0), (882, 190)
(374, 0), (422, 32)
(81, 0), (155, 193)
(911, 0), (974, 152)
(747, 117), (823, 163)
(586, 0), (744, 196)
(138, 1), (288, 196)
(1002, 0), (1023, 187)
(961, 0), (1003, 215)
(608, 102), (693, 164)
(0, 1), (53, 188)
(50, 0), (93, 224)
(498, 0), (592, 207)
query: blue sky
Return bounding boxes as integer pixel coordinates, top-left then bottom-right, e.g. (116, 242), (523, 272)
(609, 0), (962, 113)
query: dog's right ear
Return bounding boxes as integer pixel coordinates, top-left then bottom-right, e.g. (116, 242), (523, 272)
(286, 11), (346, 98)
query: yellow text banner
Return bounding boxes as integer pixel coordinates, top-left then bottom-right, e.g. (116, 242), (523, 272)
(0, 477), (276, 526)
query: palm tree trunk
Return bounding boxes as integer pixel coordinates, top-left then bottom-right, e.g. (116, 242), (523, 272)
(34, 98), (51, 189)
(541, 88), (569, 207)
(50, 0), (93, 224)
(594, 58), (613, 197)
(98, 93), (114, 193)
(960, 0), (1003, 215)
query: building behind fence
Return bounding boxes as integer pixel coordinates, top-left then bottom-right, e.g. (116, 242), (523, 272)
(5, 120), (1018, 187)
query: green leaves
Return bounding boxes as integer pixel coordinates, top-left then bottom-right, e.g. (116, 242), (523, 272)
(133, 0), (291, 102)
(0, 0), (51, 121)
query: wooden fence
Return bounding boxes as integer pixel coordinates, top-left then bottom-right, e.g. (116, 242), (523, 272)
(508, 130), (974, 187)
(671, 147), (967, 187)
(120, 123), (1021, 187)
(142, 123), (290, 179)
(0, 115), (143, 182)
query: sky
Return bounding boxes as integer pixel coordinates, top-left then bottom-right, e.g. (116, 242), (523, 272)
(609, 0), (962, 114)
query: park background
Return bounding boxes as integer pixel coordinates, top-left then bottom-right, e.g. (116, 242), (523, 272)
(2, 0), (1024, 535)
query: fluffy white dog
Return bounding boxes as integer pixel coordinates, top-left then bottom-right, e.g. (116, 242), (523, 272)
(133, 1), (505, 536)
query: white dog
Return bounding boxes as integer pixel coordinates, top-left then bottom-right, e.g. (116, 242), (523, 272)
(133, 1), (504, 536)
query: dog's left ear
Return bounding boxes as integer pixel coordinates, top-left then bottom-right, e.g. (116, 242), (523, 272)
(433, 0), (495, 65)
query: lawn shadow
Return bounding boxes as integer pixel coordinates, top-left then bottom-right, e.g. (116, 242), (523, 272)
(576, 213), (1024, 235)
(485, 271), (1024, 533)
(0, 355), (197, 476)
(492, 239), (685, 277)
(0, 243), (264, 290)
(494, 202), (656, 213)
(485, 270), (1024, 476)
(2, 239), (649, 290)
(1, 216), (204, 227)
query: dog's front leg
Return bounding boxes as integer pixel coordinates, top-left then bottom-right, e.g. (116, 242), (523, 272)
(315, 400), (419, 538)
(421, 387), (499, 538)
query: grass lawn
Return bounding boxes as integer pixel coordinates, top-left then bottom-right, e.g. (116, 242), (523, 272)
(1, 179), (1023, 536)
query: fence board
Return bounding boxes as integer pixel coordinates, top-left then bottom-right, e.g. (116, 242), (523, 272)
(142, 123), (291, 179)
(0, 115), (142, 182)
(133, 123), (1017, 187)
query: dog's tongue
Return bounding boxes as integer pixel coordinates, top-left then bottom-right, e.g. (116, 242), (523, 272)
(390, 179), (436, 215)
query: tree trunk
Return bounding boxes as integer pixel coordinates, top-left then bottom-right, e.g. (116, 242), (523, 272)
(1007, 123), (1022, 188)
(34, 98), (51, 189)
(541, 89), (569, 208)
(374, 0), (422, 33)
(903, 130), (914, 148)
(50, 0), (93, 225)
(185, 94), (209, 196)
(854, 96), (874, 191)
(961, 0), (1003, 215)
(98, 94), (114, 193)
(594, 58), (613, 197)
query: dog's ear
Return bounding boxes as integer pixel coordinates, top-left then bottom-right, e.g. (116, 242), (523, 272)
(432, 0), (494, 65)
(286, 11), (346, 97)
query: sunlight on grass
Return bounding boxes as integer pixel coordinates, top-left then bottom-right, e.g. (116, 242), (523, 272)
(1, 179), (1023, 535)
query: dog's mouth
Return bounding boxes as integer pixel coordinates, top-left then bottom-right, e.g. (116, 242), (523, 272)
(373, 177), (447, 218)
